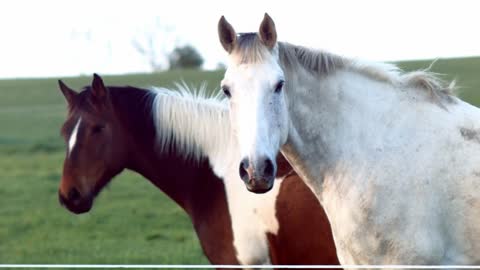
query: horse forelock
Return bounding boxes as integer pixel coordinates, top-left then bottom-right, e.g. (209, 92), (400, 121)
(60, 89), (95, 140)
(230, 33), (277, 64)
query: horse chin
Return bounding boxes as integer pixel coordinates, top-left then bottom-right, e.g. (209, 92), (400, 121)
(66, 201), (93, 214)
(247, 186), (272, 194)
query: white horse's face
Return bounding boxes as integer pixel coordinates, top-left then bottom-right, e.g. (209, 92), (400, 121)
(218, 14), (288, 193)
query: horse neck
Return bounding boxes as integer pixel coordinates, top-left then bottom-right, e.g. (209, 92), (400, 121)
(109, 88), (223, 215)
(282, 66), (416, 194)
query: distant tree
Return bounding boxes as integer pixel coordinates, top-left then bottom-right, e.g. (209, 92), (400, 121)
(168, 45), (204, 69)
(132, 35), (164, 72)
(132, 17), (178, 72)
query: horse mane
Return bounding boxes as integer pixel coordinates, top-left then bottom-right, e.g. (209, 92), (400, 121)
(233, 33), (456, 106)
(150, 83), (231, 162)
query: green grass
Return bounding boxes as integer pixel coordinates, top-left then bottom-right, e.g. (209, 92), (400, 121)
(0, 70), (222, 266)
(0, 58), (479, 266)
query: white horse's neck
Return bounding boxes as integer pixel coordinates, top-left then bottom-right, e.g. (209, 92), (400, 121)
(282, 68), (413, 192)
(281, 61), (480, 264)
(281, 65), (462, 200)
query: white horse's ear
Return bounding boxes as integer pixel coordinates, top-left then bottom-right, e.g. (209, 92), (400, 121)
(259, 13), (277, 49)
(218, 16), (237, 53)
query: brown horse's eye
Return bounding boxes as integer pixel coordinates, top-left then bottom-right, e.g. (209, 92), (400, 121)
(91, 125), (105, 134)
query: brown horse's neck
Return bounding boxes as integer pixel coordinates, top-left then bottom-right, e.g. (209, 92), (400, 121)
(106, 86), (238, 264)
(107, 87), (220, 213)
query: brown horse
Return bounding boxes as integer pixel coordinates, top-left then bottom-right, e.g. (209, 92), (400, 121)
(57, 74), (339, 268)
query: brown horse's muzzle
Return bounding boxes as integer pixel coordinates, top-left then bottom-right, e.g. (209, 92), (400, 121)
(58, 188), (93, 214)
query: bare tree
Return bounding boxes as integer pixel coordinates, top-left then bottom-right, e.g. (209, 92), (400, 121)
(132, 17), (178, 72)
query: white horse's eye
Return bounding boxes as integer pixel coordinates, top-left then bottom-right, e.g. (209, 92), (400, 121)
(274, 80), (285, 93)
(222, 86), (232, 98)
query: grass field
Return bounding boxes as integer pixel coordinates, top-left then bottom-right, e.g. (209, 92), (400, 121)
(0, 58), (479, 266)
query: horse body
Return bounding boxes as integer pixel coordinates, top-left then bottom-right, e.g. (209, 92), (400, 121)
(284, 68), (480, 264)
(57, 76), (339, 267)
(218, 14), (480, 266)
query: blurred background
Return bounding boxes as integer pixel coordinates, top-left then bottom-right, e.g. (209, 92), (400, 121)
(1, 0), (479, 265)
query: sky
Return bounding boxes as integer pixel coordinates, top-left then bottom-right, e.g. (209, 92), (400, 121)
(0, 0), (479, 79)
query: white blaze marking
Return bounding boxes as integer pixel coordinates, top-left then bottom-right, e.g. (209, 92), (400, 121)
(68, 118), (82, 156)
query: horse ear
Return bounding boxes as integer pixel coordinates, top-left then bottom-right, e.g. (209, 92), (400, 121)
(218, 16), (237, 53)
(91, 73), (108, 101)
(58, 80), (78, 105)
(259, 13), (277, 49)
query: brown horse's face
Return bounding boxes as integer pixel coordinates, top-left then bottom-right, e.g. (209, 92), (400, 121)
(58, 74), (127, 214)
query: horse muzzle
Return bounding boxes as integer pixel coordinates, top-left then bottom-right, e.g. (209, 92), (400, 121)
(239, 156), (276, 193)
(58, 189), (93, 214)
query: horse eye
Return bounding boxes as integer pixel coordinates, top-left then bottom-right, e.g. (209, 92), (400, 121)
(274, 80), (285, 93)
(91, 125), (105, 134)
(222, 86), (231, 98)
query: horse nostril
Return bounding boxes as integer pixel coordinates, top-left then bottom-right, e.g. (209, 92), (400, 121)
(264, 158), (275, 177)
(239, 158), (249, 181)
(68, 188), (81, 202)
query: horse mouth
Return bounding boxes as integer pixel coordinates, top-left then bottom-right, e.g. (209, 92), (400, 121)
(245, 181), (273, 194)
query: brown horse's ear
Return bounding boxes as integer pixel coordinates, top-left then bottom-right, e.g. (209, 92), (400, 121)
(91, 73), (108, 102)
(259, 13), (277, 49)
(218, 16), (237, 53)
(58, 80), (78, 105)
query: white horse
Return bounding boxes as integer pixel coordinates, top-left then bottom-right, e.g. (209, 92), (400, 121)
(217, 13), (480, 266)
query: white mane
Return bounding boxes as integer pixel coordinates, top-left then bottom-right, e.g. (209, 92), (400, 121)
(233, 33), (457, 107)
(278, 42), (457, 106)
(150, 83), (233, 171)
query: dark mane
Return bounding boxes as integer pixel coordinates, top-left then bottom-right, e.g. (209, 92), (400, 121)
(62, 85), (156, 139)
(98, 86), (156, 139)
(78, 85), (153, 112)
